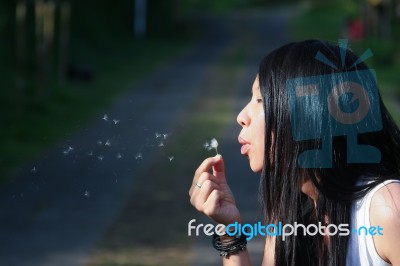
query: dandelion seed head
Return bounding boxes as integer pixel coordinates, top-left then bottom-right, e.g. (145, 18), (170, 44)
(210, 138), (218, 149)
(204, 138), (219, 154)
(168, 156), (174, 162)
(158, 141), (164, 147)
(102, 114), (108, 121)
(112, 119), (120, 125)
(98, 155), (104, 161)
(105, 139), (111, 146)
(163, 133), (169, 140)
(155, 132), (162, 138)
(135, 153), (143, 160)
(84, 190), (90, 197)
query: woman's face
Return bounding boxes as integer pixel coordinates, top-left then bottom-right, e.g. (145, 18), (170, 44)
(237, 75), (265, 173)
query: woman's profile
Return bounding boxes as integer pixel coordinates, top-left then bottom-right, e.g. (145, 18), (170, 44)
(189, 40), (400, 265)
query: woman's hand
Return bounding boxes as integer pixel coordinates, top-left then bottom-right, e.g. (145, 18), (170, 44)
(189, 155), (241, 225)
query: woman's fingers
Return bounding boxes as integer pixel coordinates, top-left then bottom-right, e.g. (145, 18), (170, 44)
(189, 156), (219, 196)
(190, 173), (219, 209)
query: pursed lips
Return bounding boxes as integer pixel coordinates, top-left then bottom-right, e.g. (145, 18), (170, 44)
(238, 136), (251, 155)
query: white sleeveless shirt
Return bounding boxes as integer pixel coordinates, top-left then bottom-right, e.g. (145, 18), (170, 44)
(346, 179), (400, 265)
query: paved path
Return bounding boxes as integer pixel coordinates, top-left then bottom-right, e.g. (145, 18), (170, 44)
(191, 7), (300, 266)
(0, 6), (299, 266)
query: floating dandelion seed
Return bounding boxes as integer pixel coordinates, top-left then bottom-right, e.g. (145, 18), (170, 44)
(158, 141), (164, 147)
(97, 140), (103, 145)
(87, 150), (93, 156)
(63, 146), (74, 155)
(163, 133), (169, 140)
(105, 139), (111, 146)
(135, 153), (143, 160)
(203, 142), (211, 151)
(31, 166), (37, 173)
(155, 132), (162, 138)
(98, 155), (104, 161)
(102, 114), (108, 122)
(112, 119), (120, 125)
(168, 156), (174, 162)
(116, 153), (122, 159)
(84, 190), (90, 197)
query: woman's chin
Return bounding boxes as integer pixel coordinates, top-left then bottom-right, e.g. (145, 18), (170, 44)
(249, 160), (263, 173)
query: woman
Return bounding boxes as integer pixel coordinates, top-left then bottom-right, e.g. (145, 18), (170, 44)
(189, 40), (400, 265)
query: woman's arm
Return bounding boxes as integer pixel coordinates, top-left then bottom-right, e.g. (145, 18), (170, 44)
(370, 182), (400, 265)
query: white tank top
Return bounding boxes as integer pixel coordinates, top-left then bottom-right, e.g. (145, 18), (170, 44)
(346, 179), (400, 265)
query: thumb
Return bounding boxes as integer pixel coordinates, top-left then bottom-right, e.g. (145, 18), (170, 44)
(212, 154), (226, 180)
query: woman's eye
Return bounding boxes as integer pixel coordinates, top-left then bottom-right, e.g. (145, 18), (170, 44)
(256, 98), (263, 103)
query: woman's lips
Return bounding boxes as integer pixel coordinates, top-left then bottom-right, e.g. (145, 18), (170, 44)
(238, 136), (250, 155)
(241, 143), (250, 155)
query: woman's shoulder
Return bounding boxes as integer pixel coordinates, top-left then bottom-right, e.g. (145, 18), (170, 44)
(370, 180), (400, 265)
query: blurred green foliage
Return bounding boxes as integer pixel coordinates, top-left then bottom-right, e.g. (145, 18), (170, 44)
(290, 0), (400, 124)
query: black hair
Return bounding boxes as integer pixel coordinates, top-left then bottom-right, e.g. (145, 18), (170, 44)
(258, 40), (400, 265)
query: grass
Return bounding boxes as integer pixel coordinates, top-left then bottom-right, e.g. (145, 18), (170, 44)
(0, 38), (189, 182)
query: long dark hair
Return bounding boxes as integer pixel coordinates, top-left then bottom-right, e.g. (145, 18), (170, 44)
(258, 40), (400, 265)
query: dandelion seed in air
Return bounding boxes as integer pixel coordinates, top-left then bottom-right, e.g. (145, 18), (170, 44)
(63, 146), (74, 155)
(203, 142), (211, 151)
(163, 133), (169, 140)
(168, 156), (174, 162)
(135, 153), (143, 160)
(84, 190), (90, 197)
(155, 132), (162, 138)
(102, 114), (108, 122)
(105, 139), (111, 146)
(97, 140), (103, 145)
(113, 119), (119, 125)
(98, 155), (104, 161)
(158, 141), (164, 147)
(31, 166), (37, 173)
(87, 150), (93, 156)
(116, 153), (122, 159)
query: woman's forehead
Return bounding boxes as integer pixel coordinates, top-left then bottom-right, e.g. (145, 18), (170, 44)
(252, 75), (260, 93)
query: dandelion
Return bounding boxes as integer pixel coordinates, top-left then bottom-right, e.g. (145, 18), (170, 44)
(105, 139), (111, 146)
(31, 166), (37, 173)
(84, 190), (90, 197)
(116, 153), (122, 159)
(168, 156), (174, 162)
(98, 155), (104, 161)
(112, 119), (120, 125)
(163, 133), (169, 140)
(135, 153), (143, 160)
(204, 138), (219, 155)
(158, 141), (164, 147)
(155, 132), (162, 138)
(102, 114), (108, 122)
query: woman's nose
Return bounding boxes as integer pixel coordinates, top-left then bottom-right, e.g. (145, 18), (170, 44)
(237, 106), (248, 127)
